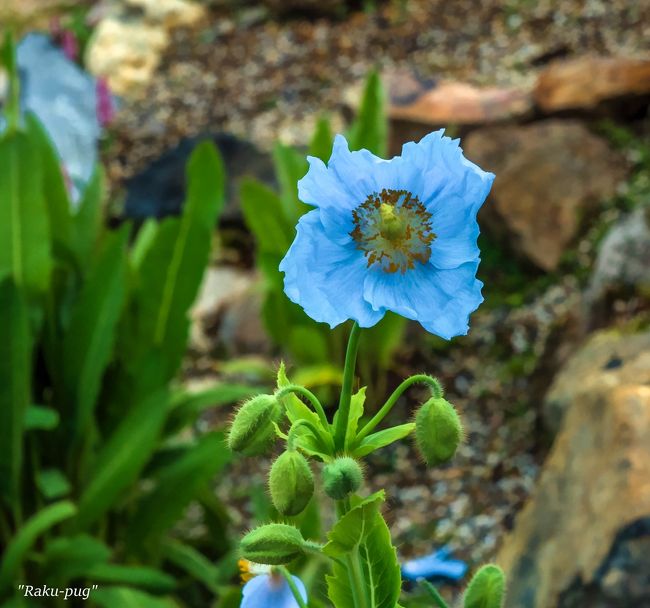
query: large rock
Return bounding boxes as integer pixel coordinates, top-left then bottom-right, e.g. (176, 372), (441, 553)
(535, 56), (650, 115)
(464, 121), (627, 271)
(497, 329), (650, 608)
(85, 0), (205, 97)
(586, 207), (650, 326)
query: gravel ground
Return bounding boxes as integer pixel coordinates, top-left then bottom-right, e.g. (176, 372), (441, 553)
(105, 0), (650, 184)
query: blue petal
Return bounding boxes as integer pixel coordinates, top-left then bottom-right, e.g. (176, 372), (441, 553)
(401, 548), (468, 582)
(363, 261), (483, 339)
(241, 574), (308, 608)
(280, 210), (385, 329)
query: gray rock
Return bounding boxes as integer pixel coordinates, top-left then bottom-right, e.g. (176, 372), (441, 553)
(17, 33), (102, 201)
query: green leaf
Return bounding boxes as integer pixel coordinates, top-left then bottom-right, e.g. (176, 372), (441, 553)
(92, 587), (179, 608)
(72, 166), (105, 265)
(324, 491), (400, 608)
(85, 564), (176, 593)
(348, 70), (387, 157)
(288, 325), (329, 364)
(75, 390), (171, 529)
(126, 432), (231, 551)
(0, 501), (77, 592)
(162, 540), (221, 593)
(166, 383), (261, 434)
(1, 33), (20, 130)
(360, 312), (406, 370)
(421, 579), (450, 608)
(42, 534), (111, 584)
(240, 178), (293, 256)
(273, 143), (309, 223)
(0, 130), (51, 293)
(464, 565), (506, 608)
(0, 279), (31, 506)
(352, 423), (415, 458)
(131, 219), (158, 270)
(292, 364), (343, 389)
(345, 387), (366, 450)
(309, 116), (334, 162)
(36, 469), (71, 500)
(62, 226), (129, 435)
(24, 405), (59, 431)
(24, 114), (73, 257)
(130, 141), (225, 379)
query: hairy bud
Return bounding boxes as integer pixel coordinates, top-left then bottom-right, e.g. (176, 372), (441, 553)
(240, 523), (306, 565)
(322, 457), (363, 500)
(227, 395), (280, 456)
(463, 564), (506, 608)
(415, 397), (463, 467)
(269, 450), (314, 516)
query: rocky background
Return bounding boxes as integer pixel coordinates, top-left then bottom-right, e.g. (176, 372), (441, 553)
(2, 1), (649, 606)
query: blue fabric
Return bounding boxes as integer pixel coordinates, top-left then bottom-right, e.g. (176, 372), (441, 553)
(241, 573), (307, 608)
(280, 132), (494, 339)
(401, 547), (468, 582)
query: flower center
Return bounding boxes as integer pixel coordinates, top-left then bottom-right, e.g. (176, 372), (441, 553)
(350, 189), (435, 273)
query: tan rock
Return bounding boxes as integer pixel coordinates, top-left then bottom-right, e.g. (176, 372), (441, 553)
(388, 75), (533, 126)
(126, 0), (206, 28)
(497, 329), (650, 608)
(0, 0), (74, 29)
(464, 120), (627, 271)
(535, 56), (650, 113)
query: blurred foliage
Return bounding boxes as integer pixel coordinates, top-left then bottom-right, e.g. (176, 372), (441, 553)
(0, 33), (258, 607)
(240, 70), (406, 405)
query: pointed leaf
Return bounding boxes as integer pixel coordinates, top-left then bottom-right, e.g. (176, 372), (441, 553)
(36, 469), (71, 500)
(24, 405), (59, 431)
(73, 166), (105, 265)
(0, 279), (31, 506)
(272, 142), (309, 222)
(309, 116), (334, 162)
(348, 70), (387, 157)
(42, 535), (111, 584)
(345, 387), (366, 450)
(352, 423), (415, 458)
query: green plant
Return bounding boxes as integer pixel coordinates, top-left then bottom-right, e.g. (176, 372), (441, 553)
(240, 71), (406, 401)
(0, 33), (257, 606)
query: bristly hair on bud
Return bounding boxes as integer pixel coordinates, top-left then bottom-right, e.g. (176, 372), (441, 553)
(269, 450), (314, 516)
(227, 394), (281, 456)
(240, 523), (306, 565)
(322, 456), (364, 500)
(463, 564), (506, 608)
(414, 397), (464, 467)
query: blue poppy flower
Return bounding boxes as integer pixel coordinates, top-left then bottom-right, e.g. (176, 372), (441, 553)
(241, 571), (307, 608)
(279, 131), (494, 339)
(401, 546), (467, 582)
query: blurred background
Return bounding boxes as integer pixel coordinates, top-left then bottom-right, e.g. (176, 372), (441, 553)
(0, 1), (648, 607)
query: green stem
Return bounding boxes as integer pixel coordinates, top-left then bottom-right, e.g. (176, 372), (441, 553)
(333, 322), (361, 450)
(276, 567), (308, 608)
(276, 384), (329, 429)
(420, 579), (450, 608)
(355, 374), (442, 442)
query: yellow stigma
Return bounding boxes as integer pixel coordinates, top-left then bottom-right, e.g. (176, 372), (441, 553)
(379, 203), (404, 240)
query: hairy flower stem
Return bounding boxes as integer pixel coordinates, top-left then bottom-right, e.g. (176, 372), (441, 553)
(334, 322), (361, 451)
(277, 567), (308, 608)
(355, 374), (443, 442)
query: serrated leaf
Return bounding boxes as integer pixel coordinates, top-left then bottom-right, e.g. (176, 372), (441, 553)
(324, 491), (400, 608)
(0, 501), (77, 592)
(347, 70), (387, 157)
(0, 130), (51, 293)
(352, 423), (415, 458)
(345, 387), (367, 450)
(36, 469), (71, 500)
(62, 226), (129, 435)
(75, 390), (171, 529)
(0, 279), (31, 506)
(126, 432), (231, 551)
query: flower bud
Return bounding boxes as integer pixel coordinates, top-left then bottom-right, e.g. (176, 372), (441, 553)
(414, 397), (463, 467)
(463, 564), (506, 608)
(240, 523), (306, 565)
(322, 457), (363, 500)
(228, 395), (280, 456)
(269, 450), (314, 516)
